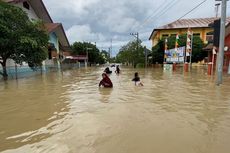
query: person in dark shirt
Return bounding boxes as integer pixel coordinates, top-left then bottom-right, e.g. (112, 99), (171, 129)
(99, 73), (113, 88)
(132, 72), (143, 86)
(104, 67), (112, 74)
(115, 65), (120, 74)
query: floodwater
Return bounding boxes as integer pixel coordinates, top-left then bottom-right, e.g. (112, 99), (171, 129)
(0, 67), (230, 153)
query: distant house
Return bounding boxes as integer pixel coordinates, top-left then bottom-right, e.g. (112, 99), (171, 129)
(149, 16), (230, 72)
(44, 23), (70, 61)
(204, 22), (230, 72)
(149, 17), (230, 47)
(2, 0), (71, 71)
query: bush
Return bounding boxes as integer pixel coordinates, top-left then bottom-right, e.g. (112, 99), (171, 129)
(136, 63), (145, 68)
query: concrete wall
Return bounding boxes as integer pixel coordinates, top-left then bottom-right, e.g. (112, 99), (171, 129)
(12, 2), (39, 21)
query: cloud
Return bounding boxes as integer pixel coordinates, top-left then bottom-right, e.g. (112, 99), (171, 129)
(66, 24), (105, 44)
(43, 0), (228, 55)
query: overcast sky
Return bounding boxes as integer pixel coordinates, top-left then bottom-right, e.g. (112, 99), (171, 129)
(43, 0), (230, 56)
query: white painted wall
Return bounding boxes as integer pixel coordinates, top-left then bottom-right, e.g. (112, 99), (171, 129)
(3, 1), (58, 70)
(12, 2), (39, 21)
(6, 59), (15, 67)
(4, 2), (39, 68)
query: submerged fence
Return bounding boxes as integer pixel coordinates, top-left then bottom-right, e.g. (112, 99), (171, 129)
(0, 63), (85, 80)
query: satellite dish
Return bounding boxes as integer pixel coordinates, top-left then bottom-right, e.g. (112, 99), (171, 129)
(224, 46), (229, 51)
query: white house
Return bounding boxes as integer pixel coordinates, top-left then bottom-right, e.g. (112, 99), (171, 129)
(2, 0), (70, 77)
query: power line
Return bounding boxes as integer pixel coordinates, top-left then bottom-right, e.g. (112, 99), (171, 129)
(132, 0), (179, 43)
(148, 0), (180, 26)
(134, 0), (178, 31)
(132, 0), (169, 31)
(135, 0), (180, 42)
(138, 0), (208, 43)
(177, 0), (207, 20)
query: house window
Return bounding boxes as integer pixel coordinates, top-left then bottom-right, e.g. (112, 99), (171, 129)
(193, 33), (200, 37)
(23, 2), (30, 10)
(162, 34), (169, 39)
(48, 48), (52, 59)
(206, 31), (214, 43)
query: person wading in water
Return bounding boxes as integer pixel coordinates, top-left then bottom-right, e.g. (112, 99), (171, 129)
(132, 72), (143, 86)
(99, 73), (113, 88)
(104, 67), (112, 74)
(115, 65), (120, 75)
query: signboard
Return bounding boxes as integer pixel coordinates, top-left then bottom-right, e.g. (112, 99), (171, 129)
(165, 46), (185, 63)
(163, 64), (172, 71)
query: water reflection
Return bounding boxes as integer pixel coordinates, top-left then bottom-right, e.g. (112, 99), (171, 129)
(0, 72), (71, 152)
(99, 88), (113, 103)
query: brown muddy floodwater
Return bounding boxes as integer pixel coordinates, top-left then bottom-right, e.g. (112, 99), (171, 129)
(0, 67), (230, 153)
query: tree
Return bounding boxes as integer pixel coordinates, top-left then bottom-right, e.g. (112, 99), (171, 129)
(0, 2), (49, 79)
(101, 50), (110, 63)
(151, 34), (205, 64)
(71, 42), (105, 64)
(152, 39), (164, 64)
(116, 40), (145, 67)
(191, 36), (207, 62)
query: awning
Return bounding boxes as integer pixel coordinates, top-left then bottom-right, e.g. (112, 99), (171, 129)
(44, 23), (70, 48)
(203, 43), (213, 51)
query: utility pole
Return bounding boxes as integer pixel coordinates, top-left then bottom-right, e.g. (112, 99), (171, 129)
(144, 46), (148, 68)
(216, 0), (227, 85)
(110, 39), (112, 59)
(86, 47), (92, 67)
(108, 47), (111, 62)
(215, 3), (221, 18)
(130, 32), (139, 68)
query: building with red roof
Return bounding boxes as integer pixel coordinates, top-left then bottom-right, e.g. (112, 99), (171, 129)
(2, 0), (71, 70)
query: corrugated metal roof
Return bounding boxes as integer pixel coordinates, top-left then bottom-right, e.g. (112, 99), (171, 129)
(156, 17), (230, 30)
(149, 17), (230, 40)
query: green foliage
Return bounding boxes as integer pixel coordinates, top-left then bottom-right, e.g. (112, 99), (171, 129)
(116, 40), (145, 67)
(101, 50), (110, 62)
(0, 1), (49, 78)
(136, 63), (145, 68)
(191, 36), (207, 62)
(151, 34), (205, 64)
(110, 57), (116, 63)
(152, 39), (164, 64)
(71, 42), (105, 64)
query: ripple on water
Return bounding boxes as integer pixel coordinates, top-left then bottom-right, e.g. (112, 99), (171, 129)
(1, 67), (230, 153)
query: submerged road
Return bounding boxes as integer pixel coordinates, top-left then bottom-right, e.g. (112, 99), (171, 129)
(0, 67), (230, 153)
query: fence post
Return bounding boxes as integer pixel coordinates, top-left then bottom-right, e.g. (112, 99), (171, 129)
(15, 63), (18, 80)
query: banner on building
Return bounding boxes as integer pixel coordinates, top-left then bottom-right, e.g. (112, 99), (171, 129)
(164, 46), (185, 63)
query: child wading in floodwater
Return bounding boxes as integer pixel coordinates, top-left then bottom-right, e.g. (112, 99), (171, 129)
(115, 65), (120, 74)
(132, 72), (143, 86)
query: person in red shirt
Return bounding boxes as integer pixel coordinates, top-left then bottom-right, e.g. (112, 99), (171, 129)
(99, 73), (113, 88)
